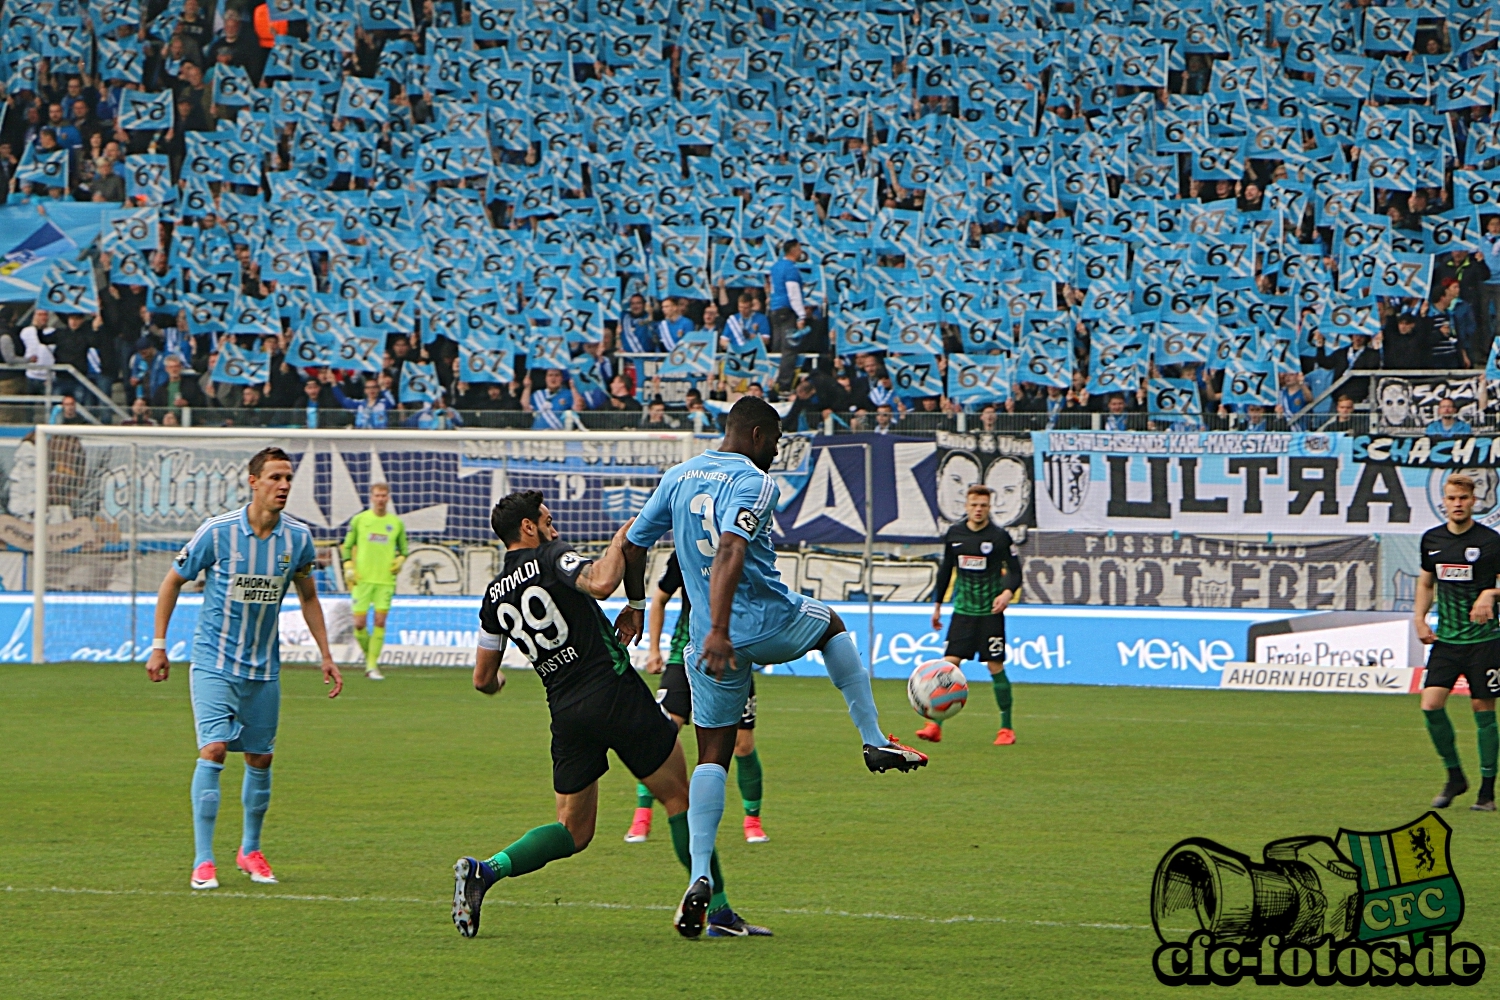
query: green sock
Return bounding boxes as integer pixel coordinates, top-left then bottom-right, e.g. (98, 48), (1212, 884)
(992, 670), (1013, 729)
(367, 626), (386, 671)
(487, 822), (576, 879)
(635, 782), (653, 809)
(668, 811), (729, 913)
(1476, 711), (1498, 779)
(735, 749), (763, 817)
(1424, 708), (1462, 770)
(355, 627), (369, 655)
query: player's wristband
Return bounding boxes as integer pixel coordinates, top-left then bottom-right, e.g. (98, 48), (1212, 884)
(627, 599), (648, 611)
(152, 638), (167, 650)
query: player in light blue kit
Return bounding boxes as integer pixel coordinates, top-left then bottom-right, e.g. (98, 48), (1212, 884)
(620, 396), (927, 938)
(146, 447), (342, 891)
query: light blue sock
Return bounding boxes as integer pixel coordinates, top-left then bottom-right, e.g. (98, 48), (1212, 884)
(191, 759), (223, 866)
(823, 630), (887, 746)
(241, 765), (272, 853)
(687, 764), (728, 884)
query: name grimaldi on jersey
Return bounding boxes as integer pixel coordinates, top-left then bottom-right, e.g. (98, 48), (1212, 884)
(488, 558), (540, 601)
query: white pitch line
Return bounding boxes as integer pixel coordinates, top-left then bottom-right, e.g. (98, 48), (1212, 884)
(2, 886), (1161, 932)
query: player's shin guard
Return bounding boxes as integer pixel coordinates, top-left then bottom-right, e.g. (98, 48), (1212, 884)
(367, 626), (386, 672)
(487, 822), (576, 879)
(1476, 710), (1498, 779)
(735, 748), (763, 817)
(668, 811), (729, 912)
(687, 764), (728, 885)
(191, 759), (223, 865)
(1425, 707), (1462, 769)
(823, 631), (886, 746)
(241, 765), (271, 853)
(992, 670), (1013, 729)
(354, 627), (369, 655)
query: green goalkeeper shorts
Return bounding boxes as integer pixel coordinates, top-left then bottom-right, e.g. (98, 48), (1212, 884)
(351, 582), (395, 614)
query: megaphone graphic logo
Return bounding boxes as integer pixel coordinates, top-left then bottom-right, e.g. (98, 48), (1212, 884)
(1148, 813), (1485, 987)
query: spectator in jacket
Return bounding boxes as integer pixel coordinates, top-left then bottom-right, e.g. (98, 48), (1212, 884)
(1313, 331), (1379, 401)
(1381, 310), (1434, 370)
(150, 354), (207, 409)
(331, 377), (397, 428)
(1429, 279), (1477, 368)
(20, 309), (57, 393)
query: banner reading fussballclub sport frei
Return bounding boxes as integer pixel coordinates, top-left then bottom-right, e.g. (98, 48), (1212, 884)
(1030, 432), (1449, 536)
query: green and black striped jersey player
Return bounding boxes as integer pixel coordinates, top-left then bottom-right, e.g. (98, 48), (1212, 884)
(925, 484), (1021, 747)
(1415, 473), (1500, 813)
(628, 551), (767, 846)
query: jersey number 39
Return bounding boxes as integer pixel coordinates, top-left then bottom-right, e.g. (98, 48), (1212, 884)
(690, 493), (720, 557)
(496, 585), (570, 663)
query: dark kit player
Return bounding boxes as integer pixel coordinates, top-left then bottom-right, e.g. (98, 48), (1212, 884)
(924, 484), (1020, 745)
(452, 491), (768, 939)
(1416, 473), (1500, 812)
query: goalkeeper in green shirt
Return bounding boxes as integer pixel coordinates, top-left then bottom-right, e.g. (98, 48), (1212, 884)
(341, 483), (408, 680)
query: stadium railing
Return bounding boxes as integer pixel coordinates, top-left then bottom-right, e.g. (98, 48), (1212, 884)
(0, 364), (128, 423)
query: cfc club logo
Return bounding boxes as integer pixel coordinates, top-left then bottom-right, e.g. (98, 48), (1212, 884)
(1150, 813), (1484, 987)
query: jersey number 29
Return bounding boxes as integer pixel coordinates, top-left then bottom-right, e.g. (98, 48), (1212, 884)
(496, 585), (570, 663)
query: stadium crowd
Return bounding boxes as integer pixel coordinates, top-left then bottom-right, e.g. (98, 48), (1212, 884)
(3, 0), (1500, 433)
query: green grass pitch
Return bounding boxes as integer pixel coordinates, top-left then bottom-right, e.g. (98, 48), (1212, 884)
(2, 663), (1497, 999)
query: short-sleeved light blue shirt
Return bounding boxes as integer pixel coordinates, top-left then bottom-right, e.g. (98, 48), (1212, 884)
(174, 506), (318, 681)
(627, 449), (791, 648)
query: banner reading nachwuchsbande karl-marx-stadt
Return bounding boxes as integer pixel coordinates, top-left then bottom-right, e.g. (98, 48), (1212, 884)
(1032, 432), (1436, 536)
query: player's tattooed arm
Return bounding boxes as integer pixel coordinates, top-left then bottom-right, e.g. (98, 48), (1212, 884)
(573, 518), (634, 599)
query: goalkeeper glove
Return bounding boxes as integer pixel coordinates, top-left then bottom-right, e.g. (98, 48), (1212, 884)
(343, 561), (357, 586)
(391, 554), (406, 575)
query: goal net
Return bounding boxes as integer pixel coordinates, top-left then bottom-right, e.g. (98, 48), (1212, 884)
(22, 427), (697, 665)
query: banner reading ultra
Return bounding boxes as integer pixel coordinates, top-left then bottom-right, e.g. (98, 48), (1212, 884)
(1032, 432), (1430, 536)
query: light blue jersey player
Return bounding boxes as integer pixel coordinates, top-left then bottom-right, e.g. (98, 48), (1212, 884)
(621, 396), (927, 938)
(146, 447), (341, 892)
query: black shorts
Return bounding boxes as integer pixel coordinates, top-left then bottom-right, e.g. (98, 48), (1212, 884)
(945, 613), (1007, 664)
(657, 660), (757, 729)
(549, 669), (680, 795)
(1424, 641), (1500, 698)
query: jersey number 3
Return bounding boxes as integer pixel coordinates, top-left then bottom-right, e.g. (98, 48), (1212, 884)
(496, 585), (570, 662)
(690, 493), (720, 557)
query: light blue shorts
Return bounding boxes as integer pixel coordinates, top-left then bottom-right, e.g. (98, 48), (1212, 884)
(189, 667), (280, 754)
(685, 595), (832, 728)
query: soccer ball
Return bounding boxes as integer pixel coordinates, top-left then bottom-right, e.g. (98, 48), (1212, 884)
(907, 660), (969, 721)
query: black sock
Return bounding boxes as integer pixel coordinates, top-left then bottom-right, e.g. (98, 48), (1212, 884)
(1448, 766), (1468, 787)
(1481, 776), (1496, 802)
